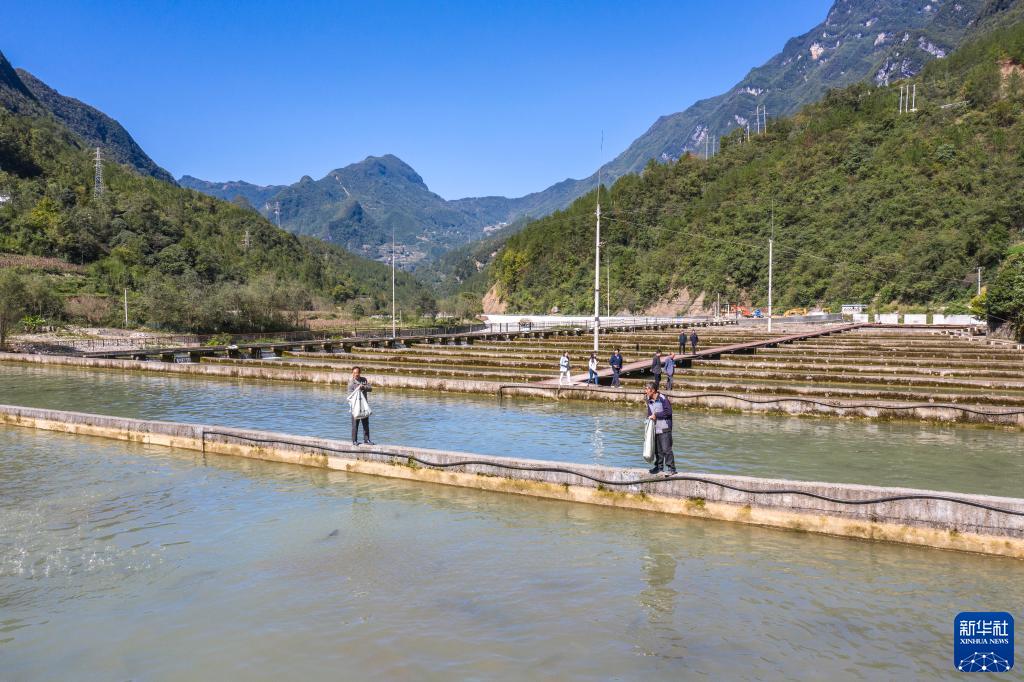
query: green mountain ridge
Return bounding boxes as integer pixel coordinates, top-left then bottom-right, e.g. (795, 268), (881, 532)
(484, 8), (1024, 318)
(180, 154), (529, 265)
(182, 0), (993, 264)
(15, 67), (177, 185)
(0, 49), (175, 184)
(507, 0), (998, 221)
(0, 62), (430, 333)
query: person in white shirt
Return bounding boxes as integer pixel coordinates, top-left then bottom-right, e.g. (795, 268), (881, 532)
(558, 352), (571, 386)
(587, 352), (599, 385)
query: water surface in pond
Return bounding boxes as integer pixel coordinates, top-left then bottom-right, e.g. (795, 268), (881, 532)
(1, 363), (1021, 496)
(1, 428), (1019, 680)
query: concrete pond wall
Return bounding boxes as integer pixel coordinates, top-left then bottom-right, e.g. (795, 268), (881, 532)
(1, 403), (1022, 559)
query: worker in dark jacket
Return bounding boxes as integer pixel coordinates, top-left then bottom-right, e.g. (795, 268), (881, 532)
(678, 330), (688, 354)
(347, 366), (373, 445)
(609, 348), (624, 387)
(689, 330), (699, 354)
(650, 351), (663, 390)
(644, 382), (676, 475)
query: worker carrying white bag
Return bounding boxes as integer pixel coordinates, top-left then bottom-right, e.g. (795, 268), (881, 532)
(347, 367), (374, 445)
(642, 417), (655, 464)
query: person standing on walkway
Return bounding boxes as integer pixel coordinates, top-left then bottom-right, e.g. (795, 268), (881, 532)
(609, 348), (624, 387)
(678, 330), (688, 355)
(663, 353), (676, 391)
(644, 382), (676, 475)
(558, 351), (571, 386)
(587, 352), (599, 385)
(347, 366), (374, 445)
(689, 330), (699, 355)
(650, 351), (663, 390)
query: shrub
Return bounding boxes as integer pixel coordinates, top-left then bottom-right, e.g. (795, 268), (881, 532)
(64, 295), (114, 325)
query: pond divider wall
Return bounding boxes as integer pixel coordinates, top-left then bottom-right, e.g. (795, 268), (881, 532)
(2, 353), (1022, 428)
(1, 403), (1022, 559)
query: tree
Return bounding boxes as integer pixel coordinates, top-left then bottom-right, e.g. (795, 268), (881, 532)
(415, 293), (438, 320)
(0, 270), (27, 348)
(985, 254), (1024, 339)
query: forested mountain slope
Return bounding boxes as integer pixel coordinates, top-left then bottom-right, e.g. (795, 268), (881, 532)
(486, 16), (1024, 316)
(16, 68), (176, 185)
(0, 109), (429, 332)
(181, 155), (520, 265)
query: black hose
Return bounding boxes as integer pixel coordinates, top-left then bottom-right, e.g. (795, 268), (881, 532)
(495, 384), (1024, 417)
(200, 429), (1024, 517)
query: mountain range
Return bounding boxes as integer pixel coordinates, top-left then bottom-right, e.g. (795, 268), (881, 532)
(183, 0), (990, 265)
(0, 49), (432, 329)
(180, 156), (529, 264)
(485, 3), (1024, 315)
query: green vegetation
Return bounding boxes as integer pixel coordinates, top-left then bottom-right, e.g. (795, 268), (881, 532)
(489, 16), (1024, 318)
(0, 268), (25, 347)
(986, 254), (1024, 338)
(0, 109), (431, 333)
(181, 155), (527, 262)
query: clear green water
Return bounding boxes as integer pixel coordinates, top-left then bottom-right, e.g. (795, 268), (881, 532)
(1, 363), (1022, 496)
(1, 428), (1020, 680)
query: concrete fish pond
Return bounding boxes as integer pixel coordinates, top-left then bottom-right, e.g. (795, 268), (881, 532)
(2, 360), (1024, 497)
(2, 404), (1022, 558)
(5, 323), (1024, 427)
(3, 426), (1020, 680)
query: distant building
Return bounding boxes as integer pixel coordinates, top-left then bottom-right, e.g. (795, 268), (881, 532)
(841, 303), (867, 314)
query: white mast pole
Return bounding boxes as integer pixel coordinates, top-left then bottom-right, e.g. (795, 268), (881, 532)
(768, 200), (774, 333)
(391, 228), (396, 339)
(593, 133), (603, 353)
(593, 183), (601, 352)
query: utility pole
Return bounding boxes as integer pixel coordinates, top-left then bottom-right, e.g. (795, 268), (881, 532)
(123, 288), (129, 327)
(593, 133), (603, 352)
(767, 200), (774, 333)
(593, 182), (601, 352)
(977, 266), (983, 296)
(391, 228), (397, 339)
(911, 83), (917, 112)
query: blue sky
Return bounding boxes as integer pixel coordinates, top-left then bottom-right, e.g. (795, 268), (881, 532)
(2, 0), (831, 199)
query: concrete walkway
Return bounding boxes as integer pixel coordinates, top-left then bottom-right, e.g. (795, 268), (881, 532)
(543, 323), (867, 387)
(2, 403), (1023, 557)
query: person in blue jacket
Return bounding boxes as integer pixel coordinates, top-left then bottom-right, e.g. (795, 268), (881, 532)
(609, 348), (624, 387)
(662, 353), (676, 391)
(644, 382), (676, 475)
